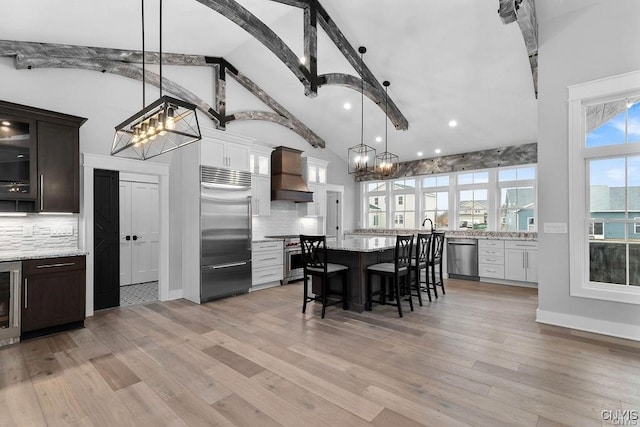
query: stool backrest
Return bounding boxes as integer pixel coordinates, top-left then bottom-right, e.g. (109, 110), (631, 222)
(300, 235), (327, 272)
(416, 233), (432, 265)
(395, 235), (414, 272)
(431, 232), (445, 261)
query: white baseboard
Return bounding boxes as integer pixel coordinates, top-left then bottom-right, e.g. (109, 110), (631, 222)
(166, 289), (184, 301)
(536, 309), (640, 341)
(479, 278), (538, 288)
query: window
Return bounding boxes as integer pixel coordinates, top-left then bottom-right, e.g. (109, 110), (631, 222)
(568, 71), (640, 304)
(498, 166), (536, 231)
(422, 175), (449, 230)
(392, 179), (416, 229)
(457, 171), (488, 230)
(366, 182), (387, 229)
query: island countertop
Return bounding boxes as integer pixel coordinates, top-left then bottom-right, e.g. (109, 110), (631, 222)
(0, 249), (88, 263)
(326, 236), (398, 252)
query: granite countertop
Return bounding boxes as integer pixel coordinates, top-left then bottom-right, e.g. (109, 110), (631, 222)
(348, 229), (537, 241)
(0, 249), (88, 263)
(327, 236), (397, 252)
(252, 238), (284, 243)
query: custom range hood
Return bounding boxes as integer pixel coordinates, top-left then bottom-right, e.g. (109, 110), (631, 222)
(271, 146), (313, 203)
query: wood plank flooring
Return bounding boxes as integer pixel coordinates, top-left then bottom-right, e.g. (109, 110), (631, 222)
(2, 279), (639, 426)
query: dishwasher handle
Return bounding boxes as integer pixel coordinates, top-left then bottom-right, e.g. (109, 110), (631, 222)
(447, 241), (478, 246)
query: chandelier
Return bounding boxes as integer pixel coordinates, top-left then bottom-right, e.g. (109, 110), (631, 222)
(375, 80), (399, 178)
(347, 46), (376, 177)
(111, 0), (201, 161)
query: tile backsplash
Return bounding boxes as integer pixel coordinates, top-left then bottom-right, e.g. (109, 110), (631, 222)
(252, 201), (322, 239)
(0, 215), (79, 252)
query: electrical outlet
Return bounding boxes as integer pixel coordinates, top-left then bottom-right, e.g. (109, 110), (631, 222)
(23, 224), (33, 237)
(51, 225), (74, 237)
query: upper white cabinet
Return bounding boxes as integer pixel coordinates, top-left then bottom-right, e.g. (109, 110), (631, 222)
(299, 157), (329, 218)
(201, 139), (250, 171)
(250, 145), (273, 216)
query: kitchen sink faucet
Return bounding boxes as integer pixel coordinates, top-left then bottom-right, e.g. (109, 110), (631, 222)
(422, 218), (435, 232)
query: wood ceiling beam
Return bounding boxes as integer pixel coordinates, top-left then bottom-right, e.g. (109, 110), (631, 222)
(194, 0), (312, 88)
(227, 69), (325, 148)
(1, 40), (326, 146)
(13, 54), (220, 122)
(499, 0), (538, 97)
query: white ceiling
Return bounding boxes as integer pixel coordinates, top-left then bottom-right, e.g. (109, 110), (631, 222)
(1, 0), (538, 163)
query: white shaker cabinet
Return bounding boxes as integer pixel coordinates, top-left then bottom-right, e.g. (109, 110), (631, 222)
(201, 139), (250, 171)
(478, 239), (505, 280)
(299, 157), (329, 218)
(250, 145), (273, 216)
(504, 241), (538, 283)
(252, 240), (283, 289)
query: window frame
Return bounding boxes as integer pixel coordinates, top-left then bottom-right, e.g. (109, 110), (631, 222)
(497, 166), (537, 232)
(567, 70), (640, 304)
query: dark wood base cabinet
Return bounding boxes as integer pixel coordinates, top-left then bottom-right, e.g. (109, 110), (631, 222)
(21, 256), (86, 338)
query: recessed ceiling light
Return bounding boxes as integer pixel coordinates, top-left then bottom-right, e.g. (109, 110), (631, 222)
(448, 120), (457, 128)
(417, 152), (423, 157)
(1, 121), (10, 126)
(375, 136), (382, 143)
(343, 102), (352, 110)
(435, 148), (442, 154)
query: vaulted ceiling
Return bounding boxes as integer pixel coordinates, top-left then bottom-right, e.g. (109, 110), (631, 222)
(0, 0), (538, 163)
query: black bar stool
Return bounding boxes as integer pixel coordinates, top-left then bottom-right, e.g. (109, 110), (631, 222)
(426, 232), (446, 298)
(411, 233), (432, 305)
(366, 235), (414, 317)
(300, 235), (348, 318)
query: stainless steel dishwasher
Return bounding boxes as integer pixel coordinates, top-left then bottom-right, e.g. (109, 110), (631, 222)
(447, 238), (479, 280)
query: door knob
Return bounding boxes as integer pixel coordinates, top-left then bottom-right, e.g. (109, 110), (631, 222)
(132, 235), (138, 241)
(125, 235), (131, 241)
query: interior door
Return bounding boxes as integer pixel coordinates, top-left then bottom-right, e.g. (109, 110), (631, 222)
(119, 181), (132, 286)
(94, 169), (120, 310)
(119, 179), (159, 286)
(131, 182), (159, 284)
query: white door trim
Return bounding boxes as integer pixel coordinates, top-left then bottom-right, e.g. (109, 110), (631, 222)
(81, 153), (170, 317)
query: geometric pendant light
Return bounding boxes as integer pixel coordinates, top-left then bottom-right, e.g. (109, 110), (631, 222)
(375, 80), (399, 178)
(348, 46), (376, 177)
(111, 0), (201, 161)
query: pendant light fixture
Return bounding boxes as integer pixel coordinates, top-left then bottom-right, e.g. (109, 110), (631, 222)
(375, 80), (399, 178)
(111, 0), (201, 161)
(348, 46), (376, 177)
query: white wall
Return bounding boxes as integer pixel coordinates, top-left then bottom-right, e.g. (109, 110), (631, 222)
(537, 0), (640, 335)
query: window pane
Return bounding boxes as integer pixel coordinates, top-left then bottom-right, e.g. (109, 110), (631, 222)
(458, 173), (473, 185)
(458, 189), (488, 229)
(369, 195), (386, 210)
(422, 175), (449, 187)
(628, 156), (640, 215)
(628, 100), (640, 144)
(458, 172), (488, 185)
(586, 101), (626, 148)
(630, 243), (640, 286)
(517, 166), (536, 180)
(369, 212), (386, 229)
(498, 169), (517, 181)
(424, 192), (437, 210)
(590, 158), (626, 214)
(368, 182), (386, 192)
(589, 241), (626, 284)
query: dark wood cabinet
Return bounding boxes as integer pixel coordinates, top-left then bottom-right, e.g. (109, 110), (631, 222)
(37, 121), (80, 213)
(21, 256), (86, 336)
(0, 100), (86, 213)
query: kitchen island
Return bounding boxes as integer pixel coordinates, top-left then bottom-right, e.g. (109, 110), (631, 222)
(313, 236), (398, 312)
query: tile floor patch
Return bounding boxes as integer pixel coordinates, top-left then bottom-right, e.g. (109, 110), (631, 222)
(120, 282), (158, 307)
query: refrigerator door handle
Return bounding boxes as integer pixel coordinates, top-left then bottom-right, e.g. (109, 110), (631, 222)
(248, 196), (253, 249)
(209, 261), (248, 270)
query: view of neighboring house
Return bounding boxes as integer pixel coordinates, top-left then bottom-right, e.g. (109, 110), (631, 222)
(590, 185), (640, 239)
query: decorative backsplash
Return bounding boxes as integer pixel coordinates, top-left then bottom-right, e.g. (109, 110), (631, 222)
(252, 201), (321, 239)
(0, 215), (79, 252)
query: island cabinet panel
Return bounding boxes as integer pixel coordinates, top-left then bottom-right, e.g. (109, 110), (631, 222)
(22, 256), (86, 336)
(321, 247), (394, 312)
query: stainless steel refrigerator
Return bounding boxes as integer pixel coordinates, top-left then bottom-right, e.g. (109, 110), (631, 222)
(200, 166), (252, 302)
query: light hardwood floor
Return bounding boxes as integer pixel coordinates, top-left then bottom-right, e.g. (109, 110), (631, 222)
(1, 279), (639, 426)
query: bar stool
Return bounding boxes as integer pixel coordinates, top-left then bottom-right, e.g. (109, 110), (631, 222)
(300, 235), (348, 319)
(366, 235), (414, 317)
(427, 232), (446, 297)
(411, 233), (432, 305)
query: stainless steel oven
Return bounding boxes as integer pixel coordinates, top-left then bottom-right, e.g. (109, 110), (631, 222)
(0, 261), (21, 347)
(284, 245), (304, 284)
(265, 235), (304, 284)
